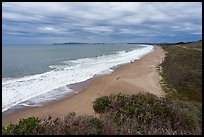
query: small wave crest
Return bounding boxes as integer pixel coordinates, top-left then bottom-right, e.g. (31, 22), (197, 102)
(2, 45), (154, 112)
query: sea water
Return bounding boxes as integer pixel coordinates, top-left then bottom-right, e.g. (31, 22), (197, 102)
(2, 43), (154, 112)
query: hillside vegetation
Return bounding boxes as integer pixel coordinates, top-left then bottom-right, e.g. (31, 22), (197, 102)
(159, 40), (202, 102)
(2, 93), (202, 135)
(2, 40), (202, 135)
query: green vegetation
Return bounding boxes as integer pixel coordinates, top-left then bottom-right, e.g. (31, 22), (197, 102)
(2, 117), (40, 135)
(159, 40), (202, 102)
(2, 40), (202, 135)
(2, 113), (104, 135)
(97, 93), (201, 135)
(2, 93), (202, 135)
(93, 96), (111, 113)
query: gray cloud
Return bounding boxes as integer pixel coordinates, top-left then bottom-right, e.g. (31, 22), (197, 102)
(2, 2), (202, 44)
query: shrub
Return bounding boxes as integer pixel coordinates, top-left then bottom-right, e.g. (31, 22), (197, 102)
(2, 117), (40, 135)
(96, 93), (202, 135)
(2, 93), (201, 135)
(93, 96), (111, 113)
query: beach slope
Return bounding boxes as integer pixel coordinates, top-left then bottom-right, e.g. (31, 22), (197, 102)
(2, 46), (165, 126)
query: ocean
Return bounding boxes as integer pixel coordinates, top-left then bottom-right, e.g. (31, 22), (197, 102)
(2, 43), (154, 113)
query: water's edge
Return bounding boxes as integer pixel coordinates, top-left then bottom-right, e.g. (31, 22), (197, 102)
(2, 45), (155, 116)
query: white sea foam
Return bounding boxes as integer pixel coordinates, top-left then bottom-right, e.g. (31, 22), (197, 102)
(2, 45), (154, 112)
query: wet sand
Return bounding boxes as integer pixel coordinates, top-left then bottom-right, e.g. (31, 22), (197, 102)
(2, 46), (165, 126)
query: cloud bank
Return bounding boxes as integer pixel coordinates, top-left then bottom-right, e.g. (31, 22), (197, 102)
(2, 2), (202, 44)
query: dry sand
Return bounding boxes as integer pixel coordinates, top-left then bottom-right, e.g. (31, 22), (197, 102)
(2, 46), (165, 126)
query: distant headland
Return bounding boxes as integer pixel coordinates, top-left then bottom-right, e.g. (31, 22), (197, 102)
(52, 40), (202, 45)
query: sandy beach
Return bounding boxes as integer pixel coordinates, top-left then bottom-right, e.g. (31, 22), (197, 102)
(2, 46), (165, 126)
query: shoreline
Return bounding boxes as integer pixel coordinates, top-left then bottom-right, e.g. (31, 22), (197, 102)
(2, 45), (165, 126)
(2, 45), (154, 116)
(2, 51), (138, 116)
(2, 45), (153, 114)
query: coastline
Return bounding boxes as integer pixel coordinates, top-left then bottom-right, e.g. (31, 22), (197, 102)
(2, 45), (165, 126)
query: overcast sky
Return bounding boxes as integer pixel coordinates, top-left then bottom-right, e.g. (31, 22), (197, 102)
(2, 2), (202, 44)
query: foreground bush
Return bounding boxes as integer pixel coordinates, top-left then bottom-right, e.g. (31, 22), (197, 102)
(2, 112), (104, 135)
(93, 96), (111, 113)
(97, 93), (202, 135)
(2, 117), (40, 135)
(2, 93), (201, 135)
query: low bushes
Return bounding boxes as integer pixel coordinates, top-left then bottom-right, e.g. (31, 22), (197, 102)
(3, 93), (201, 135)
(160, 43), (202, 102)
(93, 96), (111, 113)
(96, 93), (202, 135)
(2, 117), (40, 135)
